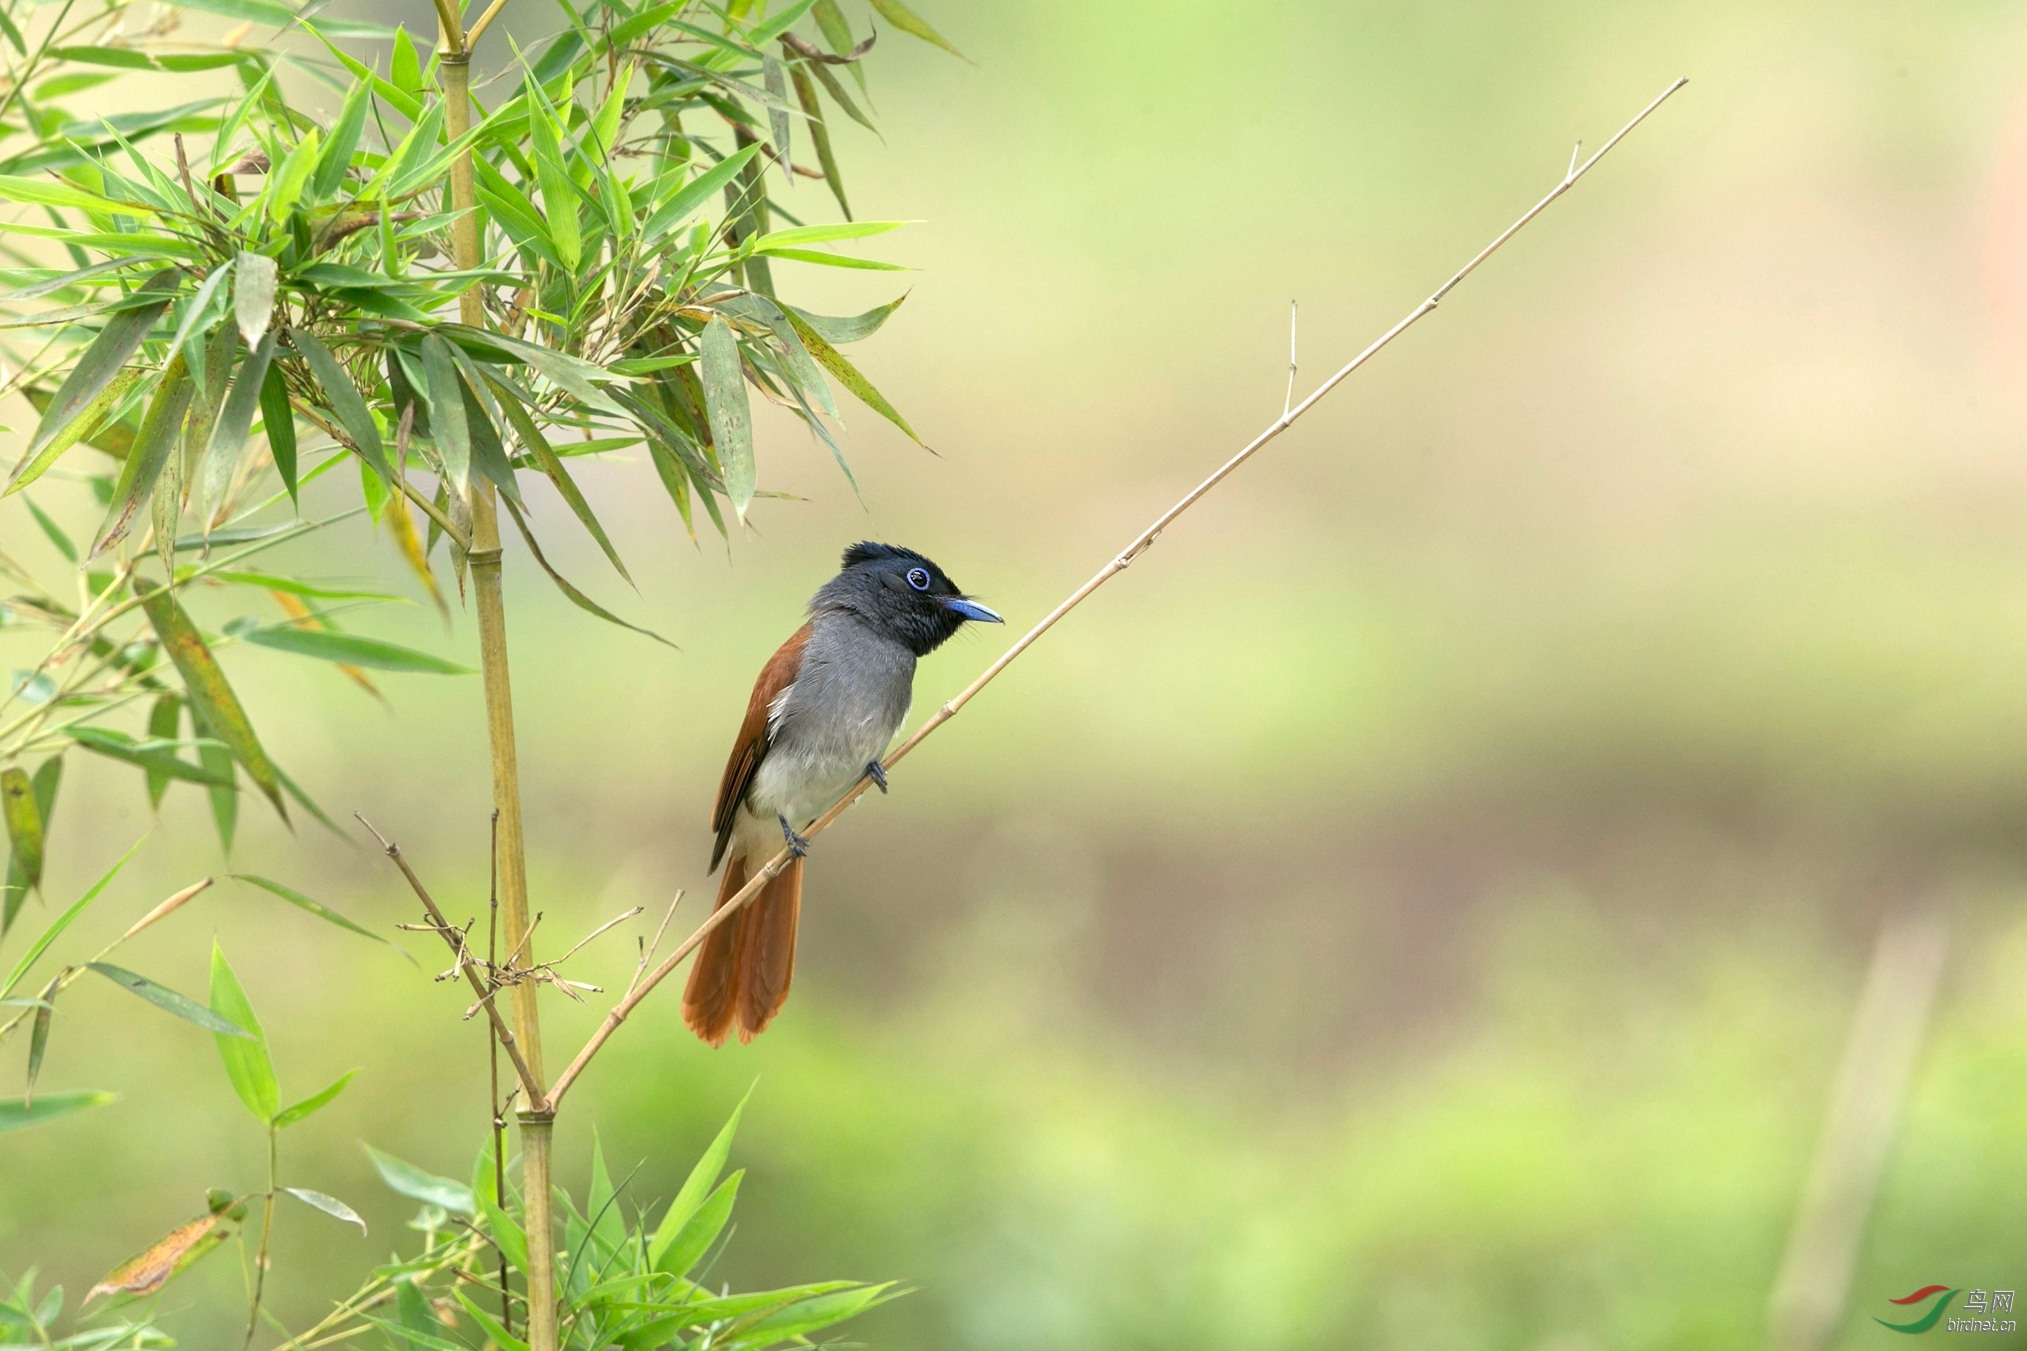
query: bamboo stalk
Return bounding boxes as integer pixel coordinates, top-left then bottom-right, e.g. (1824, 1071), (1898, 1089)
(434, 19), (563, 1351)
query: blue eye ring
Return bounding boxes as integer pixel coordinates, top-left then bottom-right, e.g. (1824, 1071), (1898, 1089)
(905, 567), (931, 592)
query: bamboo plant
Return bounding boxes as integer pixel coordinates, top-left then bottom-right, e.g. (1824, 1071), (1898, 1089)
(0, 0), (955, 1345)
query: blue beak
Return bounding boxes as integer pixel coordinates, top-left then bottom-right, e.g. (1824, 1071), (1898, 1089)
(941, 597), (1004, 624)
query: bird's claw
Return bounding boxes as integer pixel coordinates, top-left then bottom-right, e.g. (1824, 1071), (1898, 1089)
(865, 761), (888, 794)
(777, 814), (810, 858)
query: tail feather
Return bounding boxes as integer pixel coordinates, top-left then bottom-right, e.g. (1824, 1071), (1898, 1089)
(681, 845), (803, 1047)
(733, 856), (801, 1042)
(682, 853), (747, 1047)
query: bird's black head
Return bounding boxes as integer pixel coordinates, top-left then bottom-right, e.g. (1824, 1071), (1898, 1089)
(812, 541), (1004, 655)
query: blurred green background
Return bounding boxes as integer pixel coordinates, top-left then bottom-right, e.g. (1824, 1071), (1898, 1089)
(8, 0), (2027, 1346)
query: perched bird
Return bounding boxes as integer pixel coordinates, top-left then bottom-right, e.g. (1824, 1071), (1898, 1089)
(683, 542), (1004, 1046)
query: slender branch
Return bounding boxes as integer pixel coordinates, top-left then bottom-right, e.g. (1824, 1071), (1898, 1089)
(464, 0), (512, 51)
(240, 1127), (278, 1350)
(545, 76), (1690, 1107)
(355, 813), (549, 1110)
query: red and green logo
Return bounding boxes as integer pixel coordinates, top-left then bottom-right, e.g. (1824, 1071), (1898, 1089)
(1877, 1286), (1959, 1334)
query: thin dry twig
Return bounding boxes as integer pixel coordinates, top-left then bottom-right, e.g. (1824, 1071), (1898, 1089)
(1283, 299), (1298, 417)
(626, 890), (687, 1000)
(542, 76), (1690, 1107)
(355, 813), (549, 1110)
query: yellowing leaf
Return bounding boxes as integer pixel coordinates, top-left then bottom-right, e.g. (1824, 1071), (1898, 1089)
(87, 1209), (233, 1302)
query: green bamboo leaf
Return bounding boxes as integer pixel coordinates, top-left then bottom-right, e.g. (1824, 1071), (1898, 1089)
(91, 353), (194, 555)
(759, 246), (906, 271)
(389, 26), (421, 96)
(0, 258), (165, 304)
(25, 977), (54, 1103)
(785, 294), (907, 345)
(0, 174), (161, 217)
(763, 54), (793, 177)
(792, 64), (850, 219)
(744, 0), (819, 44)
(163, 259), (232, 372)
(476, 1187), (527, 1273)
(866, 0), (964, 57)
(197, 330), (275, 522)
(201, 571), (403, 602)
(208, 942), (277, 1123)
(741, 1284), (899, 1343)
(47, 43), (160, 69)
(2, 767), (44, 895)
(450, 1290), (528, 1351)
(134, 577), (288, 822)
(87, 963), (255, 1039)
(229, 873), (393, 948)
(0, 1090), (115, 1134)
(234, 251), (277, 347)
(641, 142), (763, 240)
(274, 1069), (356, 1128)
(441, 326), (624, 416)
(25, 497), (76, 561)
(364, 1145), (475, 1214)
(169, 0), (296, 27)
(258, 359), (297, 503)
(754, 220), (904, 248)
(266, 128), (321, 224)
(603, 1), (679, 48)
(289, 328), (392, 486)
(282, 1187), (365, 1233)
(652, 1171), (741, 1277)
(457, 373), (520, 504)
(67, 726), (235, 788)
(312, 85), (369, 200)
(499, 497), (674, 648)
(6, 759), (61, 929)
(489, 381), (629, 582)
(4, 367), (143, 496)
(189, 707), (237, 853)
(144, 694), (181, 807)
(419, 335), (469, 494)
(525, 82), (581, 272)
(648, 1087), (749, 1266)
(239, 624), (473, 673)
(782, 309), (921, 442)
(18, 283), (172, 468)
(0, 5), (23, 53)
(1, 837), (143, 1000)
(698, 314), (754, 516)
(724, 294), (835, 416)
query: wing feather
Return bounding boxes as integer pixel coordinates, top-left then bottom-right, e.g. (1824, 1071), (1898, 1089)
(709, 623), (811, 871)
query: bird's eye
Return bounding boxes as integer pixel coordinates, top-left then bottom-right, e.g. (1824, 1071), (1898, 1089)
(905, 567), (931, 592)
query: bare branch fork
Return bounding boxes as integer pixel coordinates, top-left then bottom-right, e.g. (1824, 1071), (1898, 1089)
(355, 813), (551, 1111)
(534, 76), (1688, 1107)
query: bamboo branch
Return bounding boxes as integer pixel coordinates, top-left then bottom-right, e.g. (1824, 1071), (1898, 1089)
(355, 813), (548, 1110)
(545, 76), (1690, 1107)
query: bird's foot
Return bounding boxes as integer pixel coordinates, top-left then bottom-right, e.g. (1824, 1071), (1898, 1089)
(864, 760), (888, 794)
(778, 814), (811, 858)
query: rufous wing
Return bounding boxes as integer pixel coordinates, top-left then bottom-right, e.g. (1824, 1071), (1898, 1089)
(709, 622), (811, 872)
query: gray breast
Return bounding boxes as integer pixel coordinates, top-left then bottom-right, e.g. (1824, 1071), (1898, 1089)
(750, 614), (916, 820)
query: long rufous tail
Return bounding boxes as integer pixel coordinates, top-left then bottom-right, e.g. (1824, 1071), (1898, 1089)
(681, 845), (803, 1047)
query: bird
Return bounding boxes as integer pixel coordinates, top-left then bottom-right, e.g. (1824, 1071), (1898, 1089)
(682, 542), (1004, 1046)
